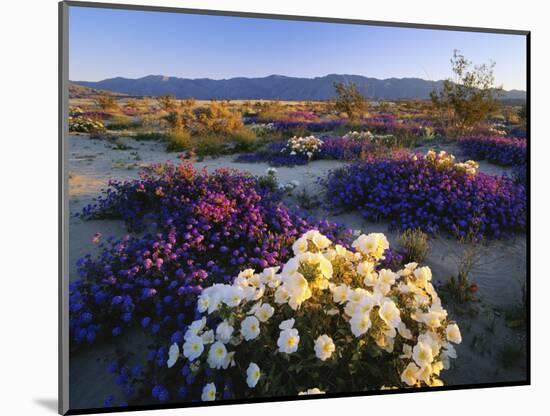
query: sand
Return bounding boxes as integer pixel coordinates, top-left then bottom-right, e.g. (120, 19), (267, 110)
(68, 134), (527, 409)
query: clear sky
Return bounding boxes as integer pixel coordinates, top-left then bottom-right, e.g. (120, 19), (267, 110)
(69, 6), (527, 90)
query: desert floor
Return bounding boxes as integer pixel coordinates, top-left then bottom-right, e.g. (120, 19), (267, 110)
(68, 135), (527, 408)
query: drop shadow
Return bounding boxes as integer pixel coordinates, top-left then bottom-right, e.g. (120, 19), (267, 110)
(34, 398), (58, 413)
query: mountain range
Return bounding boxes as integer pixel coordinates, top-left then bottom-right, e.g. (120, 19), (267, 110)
(71, 74), (526, 101)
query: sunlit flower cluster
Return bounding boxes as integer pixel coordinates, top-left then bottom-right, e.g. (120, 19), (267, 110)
(249, 123), (276, 136)
(69, 116), (105, 133)
(284, 135), (323, 159)
(165, 230), (460, 400)
(424, 150), (478, 176)
(343, 130), (397, 146)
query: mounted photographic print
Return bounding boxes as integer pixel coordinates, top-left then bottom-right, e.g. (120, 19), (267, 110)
(59, 1), (530, 414)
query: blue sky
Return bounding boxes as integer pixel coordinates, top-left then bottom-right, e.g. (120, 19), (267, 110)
(69, 6), (527, 90)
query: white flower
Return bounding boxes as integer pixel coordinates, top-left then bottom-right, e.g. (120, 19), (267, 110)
(350, 312), (371, 337)
(223, 286), (244, 307)
(167, 343), (179, 368)
(246, 362), (261, 388)
(400, 344), (413, 359)
(266, 167), (278, 175)
(298, 388), (325, 395)
(255, 303), (275, 322)
(201, 382), (216, 401)
(201, 329), (215, 344)
(378, 269), (398, 286)
(207, 341), (228, 369)
(215, 321), (234, 344)
(413, 266), (432, 286)
(197, 295), (210, 313)
(277, 328), (300, 353)
(314, 335), (335, 361)
(183, 335), (204, 361)
(240, 316), (261, 341)
(357, 260), (375, 277)
(330, 284), (349, 304)
(279, 318), (295, 330)
(184, 317), (206, 340)
(397, 322), (413, 340)
(352, 233), (389, 259)
(446, 323), (462, 344)
(285, 272), (312, 310)
(311, 232), (331, 249)
(260, 266), (281, 288)
(412, 341), (434, 368)
(378, 299), (401, 328)
(401, 362), (420, 386)
(292, 237), (309, 255)
(274, 285), (290, 304)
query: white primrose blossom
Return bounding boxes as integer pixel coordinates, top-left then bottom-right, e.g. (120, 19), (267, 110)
(201, 383), (216, 401)
(284, 135), (323, 159)
(166, 230), (461, 397)
(246, 362), (261, 388)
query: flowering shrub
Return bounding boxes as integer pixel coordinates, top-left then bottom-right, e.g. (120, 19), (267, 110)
(248, 123), (276, 137)
(69, 116), (106, 133)
(71, 162), (351, 346)
(284, 135), (323, 159)
(323, 150), (526, 238)
(458, 136), (527, 166)
(343, 130), (397, 146)
(69, 106), (84, 117)
(164, 230), (461, 400)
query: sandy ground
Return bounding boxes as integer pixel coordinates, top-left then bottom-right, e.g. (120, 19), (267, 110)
(68, 134), (527, 409)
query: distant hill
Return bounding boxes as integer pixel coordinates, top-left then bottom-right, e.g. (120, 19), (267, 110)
(71, 74), (526, 101)
(69, 82), (127, 99)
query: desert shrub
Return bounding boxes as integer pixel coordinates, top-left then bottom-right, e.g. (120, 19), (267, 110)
(333, 81), (368, 121)
(194, 101), (244, 136)
(162, 230), (461, 401)
(431, 50), (501, 134)
(107, 115), (143, 131)
(165, 128), (192, 152)
(192, 134), (227, 157)
(398, 229), (430, 263)
(322, 150), (527, 239)
(96, 94), (118, 110)
(257, 101), (286, 121)
(230, 128), (258, 152)
(444, 243), (481, 303)
(157, 95), (178, 112)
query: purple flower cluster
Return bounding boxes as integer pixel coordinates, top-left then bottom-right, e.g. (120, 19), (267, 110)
(458, 136), (527, 166)
(322, 153), (527, 238)
(271, 119), (347, 133)
(71, 162), (351, 346)
(287, 110), (318, 121)
(80, 111), (113, 120)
